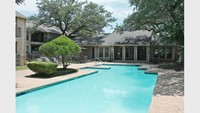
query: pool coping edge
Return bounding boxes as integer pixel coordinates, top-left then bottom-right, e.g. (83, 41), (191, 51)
(16, 70), (98, 96)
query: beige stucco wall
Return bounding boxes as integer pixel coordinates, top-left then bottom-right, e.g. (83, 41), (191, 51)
(122, 46), (126, 61)
(94, 46), (99, 58)
(146, 46), (150, 62)
(134, 46), (138, 61)
(16, 17), (26, 66)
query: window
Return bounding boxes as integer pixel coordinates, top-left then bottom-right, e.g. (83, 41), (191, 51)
(137, 46), (146, 60)
(99, 47), (103, 57)
(153, 47), (159, 58)
(31, 32), (45, 42)
(114, 46), (122, 60)
(126, 46), (134, 60)
(105, 47), (109, 57)
(166, 47), (172, 59)
(159, 47), (165, 58)
(16, 27), (21, 37)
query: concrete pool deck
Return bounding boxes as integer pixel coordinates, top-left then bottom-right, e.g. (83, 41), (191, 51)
(140, 64), (184, 113)
(16, 62), (184, 113)
(16, 62), (99, 93)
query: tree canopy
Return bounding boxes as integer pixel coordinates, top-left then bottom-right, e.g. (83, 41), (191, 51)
(115, 0), (184, 63)
(30, 0), (116, 38)
(39, 35), (81, 69)
(115, 0), (184, 46)
(16, 0), (25, 5)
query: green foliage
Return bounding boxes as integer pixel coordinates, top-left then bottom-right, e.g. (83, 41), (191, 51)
(39, 42), (57, 57)
(116, 0), (184, 63)
(16, 65), (28, 71)
(158, 62), (184, 71)
(16, 0), (25, 5)
(130, 0), (184, 46)
(56, 68), (78, 76)
(27, 68), (78, 78)
(30, 0), (116, 38)
(39, 35), (81, 69)
(27, 61), (58, 75)
(117, 0), (184, 45)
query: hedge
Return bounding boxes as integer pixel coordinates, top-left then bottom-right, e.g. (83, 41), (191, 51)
(27, 61), (58, 75)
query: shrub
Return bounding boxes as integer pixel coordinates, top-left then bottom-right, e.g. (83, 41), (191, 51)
(27, 61), (58, 75)
(158, 62), (184, 71)
(39, 35), (81, 69)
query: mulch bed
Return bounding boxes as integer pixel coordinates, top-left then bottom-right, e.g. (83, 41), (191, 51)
(25, 68), (78, 78)
(158, 62), (184, 71)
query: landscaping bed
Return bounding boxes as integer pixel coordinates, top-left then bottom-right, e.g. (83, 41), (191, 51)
(26, 68), (78, 78)
(158, 62), (184, 71)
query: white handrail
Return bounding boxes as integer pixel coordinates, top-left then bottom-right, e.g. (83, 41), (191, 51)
(94, 57), (103, 65)
(94, 57), (103, 62)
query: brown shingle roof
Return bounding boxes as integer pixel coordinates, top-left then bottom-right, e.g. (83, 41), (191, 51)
(74, 30), (152, 46)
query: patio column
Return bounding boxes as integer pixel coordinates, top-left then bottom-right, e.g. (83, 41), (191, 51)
(110, 46), (114, 61)
(122, 46), (126, 61)
(94, 47), (98, 58)
(146, 46), (150, 62)
(134, 46), (137, 61)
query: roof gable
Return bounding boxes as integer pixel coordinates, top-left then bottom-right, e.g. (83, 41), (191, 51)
(74, 30), (152, 46)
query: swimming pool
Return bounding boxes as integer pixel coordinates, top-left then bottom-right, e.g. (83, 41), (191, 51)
(16, 64), (157, 113)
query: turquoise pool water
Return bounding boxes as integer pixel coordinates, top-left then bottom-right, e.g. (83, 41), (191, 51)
(16, 64), (157, 113)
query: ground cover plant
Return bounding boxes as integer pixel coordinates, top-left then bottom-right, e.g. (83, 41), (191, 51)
(26, 68), (78, 78)
(27, 61), (58, 75)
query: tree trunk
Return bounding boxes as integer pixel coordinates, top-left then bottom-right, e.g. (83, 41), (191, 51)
(61, 55), (67, 69)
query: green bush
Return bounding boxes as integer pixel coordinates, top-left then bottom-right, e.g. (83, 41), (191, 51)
(27, 61), (58, 75)
(39, 35), (81, 69)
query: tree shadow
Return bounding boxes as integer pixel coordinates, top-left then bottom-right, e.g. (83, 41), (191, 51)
(145, 64), (184, 96)
(115, 35), (151, 45)
(74, 35), (105, 45)
(153, 72), (184, 96)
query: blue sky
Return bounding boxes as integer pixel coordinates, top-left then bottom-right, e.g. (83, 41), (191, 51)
(16, 0), (133, 33)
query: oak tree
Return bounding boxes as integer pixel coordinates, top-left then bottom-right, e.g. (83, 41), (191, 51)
(30, 0), (116, 38)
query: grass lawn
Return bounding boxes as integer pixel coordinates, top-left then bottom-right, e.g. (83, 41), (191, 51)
(16, 65), (28, 71)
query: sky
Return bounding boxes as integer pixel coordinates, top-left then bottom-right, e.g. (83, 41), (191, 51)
(16, 0), (134, 33)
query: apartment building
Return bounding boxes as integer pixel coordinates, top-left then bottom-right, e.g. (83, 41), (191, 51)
(16, 11), (26, 66)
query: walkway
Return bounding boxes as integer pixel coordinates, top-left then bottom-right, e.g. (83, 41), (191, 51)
(16, 62), (101, 93)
